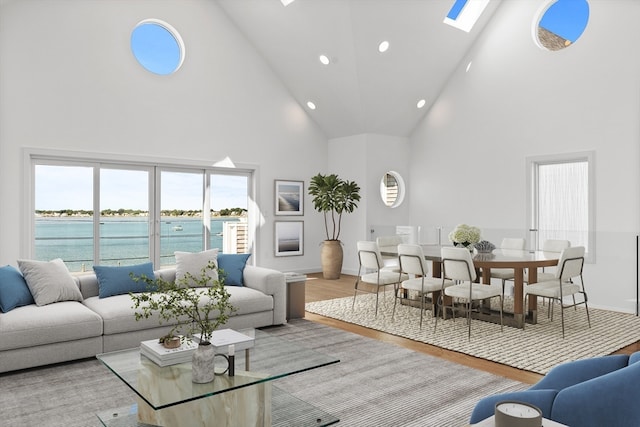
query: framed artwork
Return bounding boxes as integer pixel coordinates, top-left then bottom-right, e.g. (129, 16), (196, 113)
(275, 180), (303, 216)
(275, 221), (304, 257)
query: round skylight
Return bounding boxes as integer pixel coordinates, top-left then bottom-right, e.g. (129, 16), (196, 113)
(131, 19), (185, 75)
(534, 0), (589, 51)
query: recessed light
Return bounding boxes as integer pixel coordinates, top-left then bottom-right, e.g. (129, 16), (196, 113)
(319, 55), (330, 65)
(307, 101), (316, 110)
(378, 40), (390, 53)
(280, 0), (296, 6)
(417, 99), (426, 109)
(466, 61), (472, 72)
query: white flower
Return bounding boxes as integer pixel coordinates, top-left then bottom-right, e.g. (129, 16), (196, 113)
(449, 224), (481, 244)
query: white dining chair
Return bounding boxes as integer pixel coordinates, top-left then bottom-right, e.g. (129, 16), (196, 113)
(353, 241), (408, 315)
(393, 244), (453, 328)
(524, 239), (571, 283)
(376, 235), (404, 272)
(523, 246), (589, 338)
(435, 247), (503, 340)
(490, 237), (526, 293)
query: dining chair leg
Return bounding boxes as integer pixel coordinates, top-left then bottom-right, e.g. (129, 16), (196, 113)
(499, 295), (504, 332)
(392, 290), (398, 319)
(433, 299), (439, 333)
(522, 294), (527, 331)
(467, 301), (472, 341)
(585, 299), (591, 328)
(419, 289), (425, 328)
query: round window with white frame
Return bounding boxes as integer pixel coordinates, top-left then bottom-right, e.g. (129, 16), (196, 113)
(534, 0), (589, 51)
(380, 171), (405, 208)
(131, 19), (185, 75)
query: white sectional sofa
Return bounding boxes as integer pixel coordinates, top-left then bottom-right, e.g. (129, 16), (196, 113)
(0, 265), (286, 373)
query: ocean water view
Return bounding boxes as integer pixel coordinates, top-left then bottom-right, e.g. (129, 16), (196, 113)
(35, 217), (241, 272)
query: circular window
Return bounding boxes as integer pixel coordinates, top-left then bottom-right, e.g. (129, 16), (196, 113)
(131, 19), (185, 75)
(380, 171), (405, 208)
(535, 0), (589, 51)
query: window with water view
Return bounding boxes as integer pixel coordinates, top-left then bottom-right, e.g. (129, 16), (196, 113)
(34, 161), (250, 272)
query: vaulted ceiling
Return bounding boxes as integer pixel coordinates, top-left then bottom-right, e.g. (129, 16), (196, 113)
(217, 0), (502, 139)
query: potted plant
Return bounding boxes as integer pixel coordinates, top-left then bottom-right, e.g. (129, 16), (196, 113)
(308, 173), (361, 279)
(130, 261), (235, 383)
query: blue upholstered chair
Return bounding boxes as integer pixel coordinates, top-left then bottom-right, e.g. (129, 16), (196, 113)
(469, 352), (640, 427)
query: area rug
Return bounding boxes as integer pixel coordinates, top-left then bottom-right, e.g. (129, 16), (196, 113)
(305, 293), (640, 375)
(0, 319), (526, 427)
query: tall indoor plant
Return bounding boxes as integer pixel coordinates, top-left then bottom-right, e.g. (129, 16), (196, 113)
(308, 173), (361, 279)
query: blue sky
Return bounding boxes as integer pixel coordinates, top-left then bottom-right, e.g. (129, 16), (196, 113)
(35, 166), (248, 211)
(539, 0), (589, 42)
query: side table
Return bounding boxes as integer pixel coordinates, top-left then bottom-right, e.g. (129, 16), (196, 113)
(284, 272), (307, 320)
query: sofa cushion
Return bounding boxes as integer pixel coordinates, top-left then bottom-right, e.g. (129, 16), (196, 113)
(0, 301), (103, 351)
(0, 265), (34, 312)
(82, 294), (180, 335)
(17, 258), (83, 306)
(217, 253), (251, 286)
(83, 285), (273, 336)
(93, 262), (156, 298)
(200, 286), (273, 316)
(175, 249), (219, 286)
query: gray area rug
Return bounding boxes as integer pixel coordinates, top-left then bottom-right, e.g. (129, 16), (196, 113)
(306, 292), (640, 374)
(0, 319), (526, 427)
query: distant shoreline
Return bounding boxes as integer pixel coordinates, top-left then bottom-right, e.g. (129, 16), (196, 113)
(35, 214), (246, 219)
(35, 211), (247, 219)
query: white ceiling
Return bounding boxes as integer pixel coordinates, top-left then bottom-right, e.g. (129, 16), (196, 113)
(217, 0), (502, 138)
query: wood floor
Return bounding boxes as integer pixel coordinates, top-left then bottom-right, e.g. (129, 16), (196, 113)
(304, 272), (640, 385)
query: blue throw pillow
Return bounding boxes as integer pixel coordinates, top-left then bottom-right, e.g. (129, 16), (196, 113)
(217, 254), (251, 286)
(93, 262), (156, 298)
(0, 265), (34, 312)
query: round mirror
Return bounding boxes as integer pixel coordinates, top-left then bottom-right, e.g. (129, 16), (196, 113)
(380, 171), (405, 208)
(534, 0), (589, 51)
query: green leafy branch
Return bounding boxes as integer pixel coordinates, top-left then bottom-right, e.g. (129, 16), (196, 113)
(130, 261), (236, 343)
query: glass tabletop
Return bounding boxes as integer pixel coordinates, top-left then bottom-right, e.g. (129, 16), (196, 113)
(97, 328), (339, 410)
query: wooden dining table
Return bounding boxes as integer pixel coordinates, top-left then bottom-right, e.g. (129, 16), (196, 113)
(380, 244), (560, 328)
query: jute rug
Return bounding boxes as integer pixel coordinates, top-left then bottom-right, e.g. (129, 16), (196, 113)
(305, 292), (640, 375)
(0, 319), (526, 427)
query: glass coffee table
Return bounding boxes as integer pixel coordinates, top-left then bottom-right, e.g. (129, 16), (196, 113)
(96, 329), (340, 427)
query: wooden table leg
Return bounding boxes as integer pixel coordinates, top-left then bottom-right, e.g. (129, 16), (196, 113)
(527, 267), (538, 324)
(513, 268), (524, 328)
(431, 261), (451, 319)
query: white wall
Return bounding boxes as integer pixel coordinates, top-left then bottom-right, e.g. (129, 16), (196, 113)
(328, 133), (410, 275)
(408, 0), (640, 312)
(0, 0), (327, 272)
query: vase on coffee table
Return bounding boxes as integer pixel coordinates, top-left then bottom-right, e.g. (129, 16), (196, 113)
(192, 342), (215, 383)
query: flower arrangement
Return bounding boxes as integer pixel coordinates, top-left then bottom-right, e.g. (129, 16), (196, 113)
(448, 224), (481, 249)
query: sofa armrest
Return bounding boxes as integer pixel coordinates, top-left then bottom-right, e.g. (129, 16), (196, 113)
(469, 390), (558, 424)
(551, 361), (640, 427)
(243, 265), (286, 325)
(530, 354), (629, 392)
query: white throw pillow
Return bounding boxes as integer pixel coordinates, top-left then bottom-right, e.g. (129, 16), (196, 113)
(17, 258), (83, 306)
(175, 249), (219, 287)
